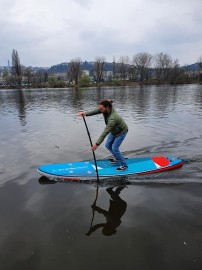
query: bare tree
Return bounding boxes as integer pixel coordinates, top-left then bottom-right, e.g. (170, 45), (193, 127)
(198, 56), (202, 68)
(198, 56), (202, 82)
(36, 70), (44, 86)
(67, 58), (82, 85)
(92, 57), (105, 84)
(169, 59), (182, 84)
(44, 72), (48, 83)
(112, 56), (116, 79)
(21, 66), (31, 85)
(128, 64), (138, 81)
(2, 69), (11, 86)
(12, 49), (22, 87)
(117, 56), (129, 82)
(183, 64), (191, 83)
(153, 52), (173, 83)
(133, 52), (152, 82)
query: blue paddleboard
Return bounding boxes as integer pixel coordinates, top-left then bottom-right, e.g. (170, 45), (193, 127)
(37, 156), (183, 181)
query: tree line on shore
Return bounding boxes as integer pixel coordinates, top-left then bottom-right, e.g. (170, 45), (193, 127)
(1, 49), (202, 89)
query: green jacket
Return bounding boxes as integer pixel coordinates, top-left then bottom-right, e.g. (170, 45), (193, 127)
(86, 107), (128, 146)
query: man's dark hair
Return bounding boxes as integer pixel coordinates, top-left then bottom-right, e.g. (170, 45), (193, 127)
(99, 99), (113, 108)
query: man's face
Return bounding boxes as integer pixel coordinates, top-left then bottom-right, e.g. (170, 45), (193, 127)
(99, 105), (110, 114)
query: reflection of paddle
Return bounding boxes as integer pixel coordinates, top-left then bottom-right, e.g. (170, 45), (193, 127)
(82, 115), (99, 183)
(86, 184), (99, 236)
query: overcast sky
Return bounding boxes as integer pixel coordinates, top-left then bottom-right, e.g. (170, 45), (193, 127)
(0, 0), (202, 67)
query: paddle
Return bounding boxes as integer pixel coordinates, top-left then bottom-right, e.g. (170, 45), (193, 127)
(82, 115), (100, 183)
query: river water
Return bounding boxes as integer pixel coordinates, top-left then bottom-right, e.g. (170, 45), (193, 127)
(0, 85), (202, 270)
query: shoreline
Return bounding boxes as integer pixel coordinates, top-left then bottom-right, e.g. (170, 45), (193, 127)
(0, 80), (201, 90)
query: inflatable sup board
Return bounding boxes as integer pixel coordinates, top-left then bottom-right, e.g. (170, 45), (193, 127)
(37, 156), (183, 181)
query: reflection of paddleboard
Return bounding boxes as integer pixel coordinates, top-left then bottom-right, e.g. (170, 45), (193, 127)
(37, 156), (183, 181)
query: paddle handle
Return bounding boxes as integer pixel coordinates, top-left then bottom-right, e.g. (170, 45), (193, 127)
(82, 115), (100, 182)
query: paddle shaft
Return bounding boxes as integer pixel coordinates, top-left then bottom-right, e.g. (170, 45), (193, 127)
(82, 115), (100, 182)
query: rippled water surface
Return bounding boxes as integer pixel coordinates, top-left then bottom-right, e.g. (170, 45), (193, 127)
(0, 85), (202, 270)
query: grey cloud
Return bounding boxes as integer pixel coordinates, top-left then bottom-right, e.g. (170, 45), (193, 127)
(73, 0), (92, 7)
(0, 0), (202, 66)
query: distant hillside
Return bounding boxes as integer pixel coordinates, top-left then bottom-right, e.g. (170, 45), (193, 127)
(182, 63), (200, 71)
(47, 61), (201, 74)
(48, 63), (68, 74)
(47, 61), (113, 74)
(0, 62), (201, 75)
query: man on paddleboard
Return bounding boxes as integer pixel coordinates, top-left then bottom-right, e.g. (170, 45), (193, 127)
(77, 99), (128, 171)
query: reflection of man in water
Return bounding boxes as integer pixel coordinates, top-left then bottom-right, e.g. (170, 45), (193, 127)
(86, 186), (127, 236)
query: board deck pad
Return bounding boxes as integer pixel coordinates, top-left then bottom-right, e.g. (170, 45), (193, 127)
(37, 156), (183, 181)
